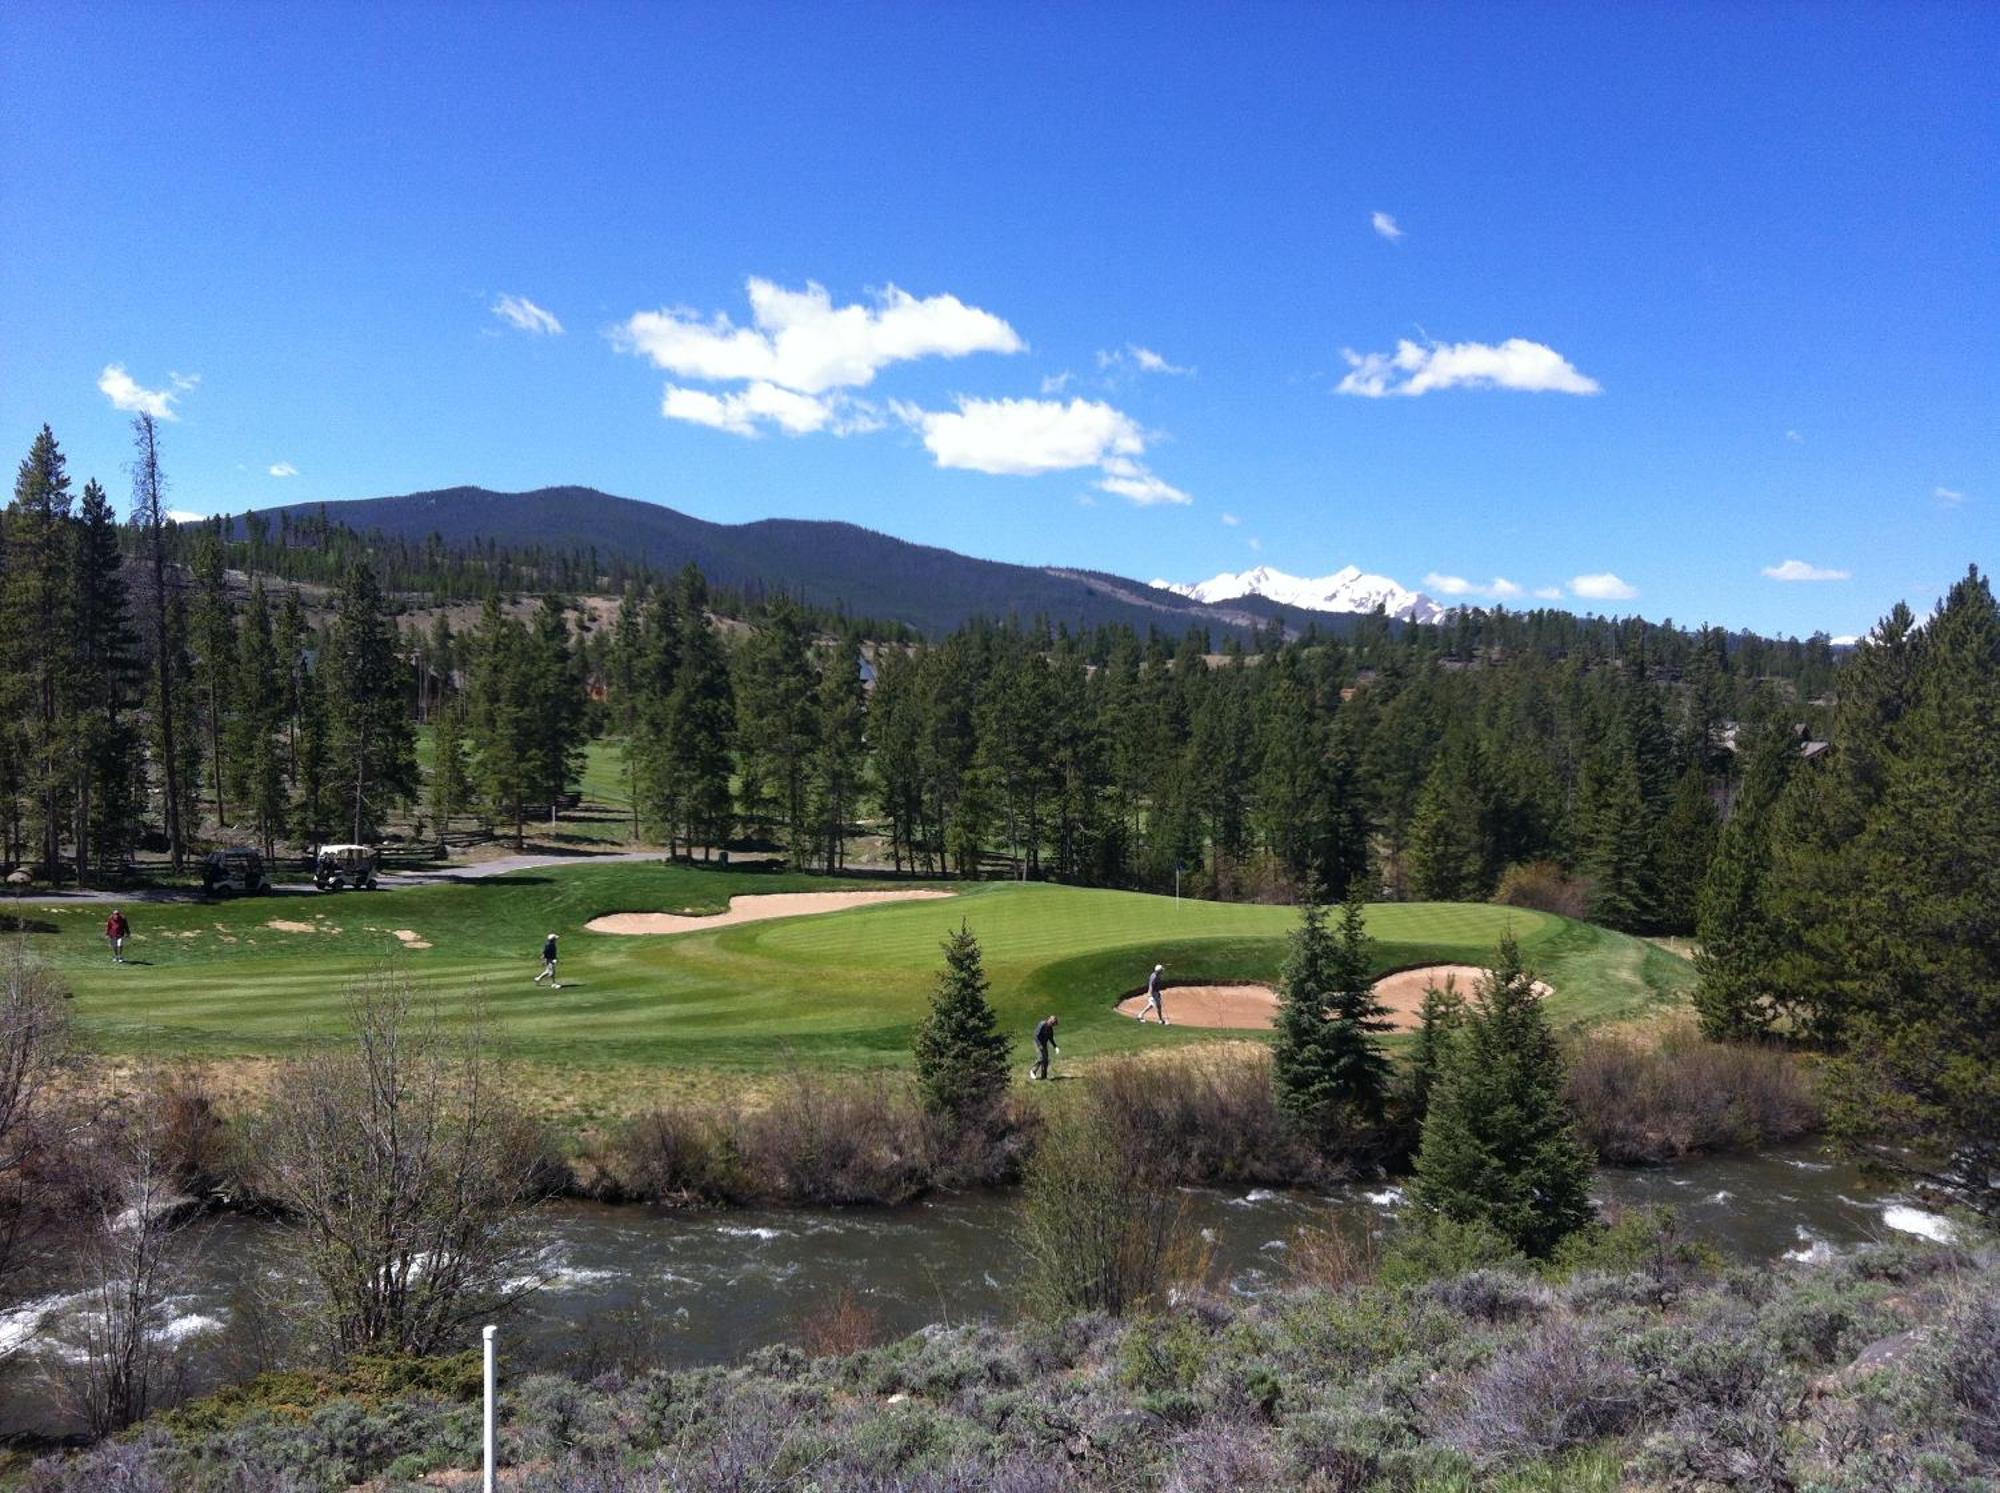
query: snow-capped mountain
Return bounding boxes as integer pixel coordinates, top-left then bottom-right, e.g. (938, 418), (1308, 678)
(1149, 564), (1449, 625)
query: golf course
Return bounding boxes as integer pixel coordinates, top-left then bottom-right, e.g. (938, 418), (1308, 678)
(21, 861), (1691, 1088)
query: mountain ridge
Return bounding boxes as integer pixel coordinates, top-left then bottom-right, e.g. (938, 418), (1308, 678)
(231, 485), (1396, 641)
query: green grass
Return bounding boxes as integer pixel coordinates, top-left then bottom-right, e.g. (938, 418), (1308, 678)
(24, 864), (1689, 1091)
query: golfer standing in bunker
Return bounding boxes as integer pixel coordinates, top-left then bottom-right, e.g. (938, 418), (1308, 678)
(1136, 962), (1169, 1024)
(534, 931), (561, 988)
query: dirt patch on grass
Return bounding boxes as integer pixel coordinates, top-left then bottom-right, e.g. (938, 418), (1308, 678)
(263, 918), (320, 934)
(585, 889), (955, 935)
(391, 928), (432, 950)
(1113, 965), (1550, 1032)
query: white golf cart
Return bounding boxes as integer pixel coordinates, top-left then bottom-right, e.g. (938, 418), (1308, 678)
(313, 843), (380, 891)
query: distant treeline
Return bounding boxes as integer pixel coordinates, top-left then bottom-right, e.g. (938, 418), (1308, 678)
(4, 419), (1844, 933)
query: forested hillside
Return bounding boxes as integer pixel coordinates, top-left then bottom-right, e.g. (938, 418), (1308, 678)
(8, 419), (1848, 932)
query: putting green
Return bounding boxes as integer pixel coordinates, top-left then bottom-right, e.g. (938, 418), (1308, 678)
(24, 864), (1691, 1077)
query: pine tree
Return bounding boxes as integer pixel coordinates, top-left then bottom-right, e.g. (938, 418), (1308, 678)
(1692, 731), (1793, 1037)
(663, 568), (735, 859)
(467, 598), (537, 848)
(426, 695), (472, 854)
(188, 534), (236, 830)
(5, 426), (79, 876)
(131, 415), (188, 871)
(1404, 977), (1467, 1127)
(812, 643), (867, 871)
(1405, 742), (1492, 901)
(1655, 764), (1719, 932)
(226, 580), (288, 857)
(1819, 568), (2000, 1216)
(72, 477), (143, 880)
(734, 597), (816, 859)
(1411, 935), (1595, 1257)
(912, 922), (1011, 1127)
(322, 562), (417, 842)
(526, 597), (585, 826)
(1577, 748), (1658, 931)
(1272, 888), (1392, 1143)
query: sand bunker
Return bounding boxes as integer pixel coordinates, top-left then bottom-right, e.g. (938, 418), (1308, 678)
(392, 929), (432, 950)
(1113, 965), (1552, 1032)
(586, 889), (956, 936)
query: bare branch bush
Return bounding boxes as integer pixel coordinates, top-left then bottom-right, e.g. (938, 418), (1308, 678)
(49, 1107), (197, 1435)
(253, 975), (549, 1358)
(0, 944), (82, 1316)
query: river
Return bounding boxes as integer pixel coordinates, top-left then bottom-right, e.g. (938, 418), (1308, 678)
(0, 1145), (1956, 1439)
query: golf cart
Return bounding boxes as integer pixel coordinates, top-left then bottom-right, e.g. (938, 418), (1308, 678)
(202, 846), (271, 897)
(313, 843), (380, 891)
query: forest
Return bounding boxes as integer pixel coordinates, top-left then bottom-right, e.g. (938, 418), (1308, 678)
(6, 419), (1850, 941)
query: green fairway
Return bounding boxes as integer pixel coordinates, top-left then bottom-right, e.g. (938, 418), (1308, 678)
(23, 864), (1689, 1082)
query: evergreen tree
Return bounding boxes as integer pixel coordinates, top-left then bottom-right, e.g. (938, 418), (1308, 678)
(1411, 935), (1595, 1256)
(226, 580), (288, 857)
(189, 535), (236, 829)
(1819, 569), (2000, 1216)
(811, 643), (867, 871)
(1405, 741), (1492, 901)
(661, 569), (735, 858)
(72, 477), (142, 879)
(292, 652), (334, 846)
(322, 562), (416, 842)
(1654, 764), (1719, 932)
(1692, 731), (1793, 1037)
(131, 415), (189, 871)
(734, 597), (816, 859)
(466, 598), (538, 848)
(1404, 977), (1467, 1127)
(1272, 888), (1392, 1143)
(4, 426), (78, 875)
(426, 695), (473, 854)
(911, 922), (1011, 1126)
(1577, 747), (1658, 931)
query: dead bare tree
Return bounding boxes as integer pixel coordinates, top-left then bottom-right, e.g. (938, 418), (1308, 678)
(0, 945), (77, 1310)
(131, 413), (186, 874)
(53, 1116), (192, 1435)
(254, 976), (547, 1358)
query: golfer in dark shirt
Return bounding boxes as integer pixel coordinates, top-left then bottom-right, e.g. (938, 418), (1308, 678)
(534, 933), (560, 987)
(1033, 1014), (1059, 1080)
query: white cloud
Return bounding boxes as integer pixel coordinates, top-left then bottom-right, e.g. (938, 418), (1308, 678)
(901, 395), (1142, 476)
(1040, 370), (1074, 395)
(1785, 429), (1804, 444)
(1935, 485), (1965, 505)
(1096, 456), (1191, 507)
(492, 294), (563, 335)
(1247, 536), (1262, 552)
(1100, 344), (1193, 377)
(895, 395), (1188, 505)
(97, 364), (183, 420)
(618, 278), (1023, 397)
(1371, 211), (1403, 242)
(1220, 512), (1240, 527)
(267, 462), (299, 478)
(1762, 559), (1851, 583)
(1425, 572), (1526, 601)
(164, 509), (205, 524)
(1336, 338), (1600, 398)
(1571, 572), (1639, 602)
(662, 381), (879, 438)
(1532, 586), (1565, 601)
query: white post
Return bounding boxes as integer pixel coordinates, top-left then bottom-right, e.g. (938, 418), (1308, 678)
(482, 1324), (497, 1492)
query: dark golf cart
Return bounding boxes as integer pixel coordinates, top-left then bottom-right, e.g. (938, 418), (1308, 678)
(202, 846), (272, 897)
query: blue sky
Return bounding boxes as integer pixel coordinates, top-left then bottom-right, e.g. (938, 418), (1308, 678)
(3, 3), (1992, 639)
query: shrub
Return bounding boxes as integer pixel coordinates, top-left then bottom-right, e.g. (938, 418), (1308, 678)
(1565, 1019), (1821, 1164)
(1379, 1215), (1524, 1286)
(1018, 1094), (1195, 1319)
(792, 1286), (885, 1359)
(1441, 1323), (1641, 1462)
(1087, 1048), (1330, 1186)
(1492, 861), (1594, 920)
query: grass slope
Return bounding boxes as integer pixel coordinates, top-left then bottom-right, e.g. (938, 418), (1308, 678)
(26, 865), (1688, 1080)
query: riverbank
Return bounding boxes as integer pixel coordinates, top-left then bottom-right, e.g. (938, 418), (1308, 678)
(13, 1227), (1993, 1491)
